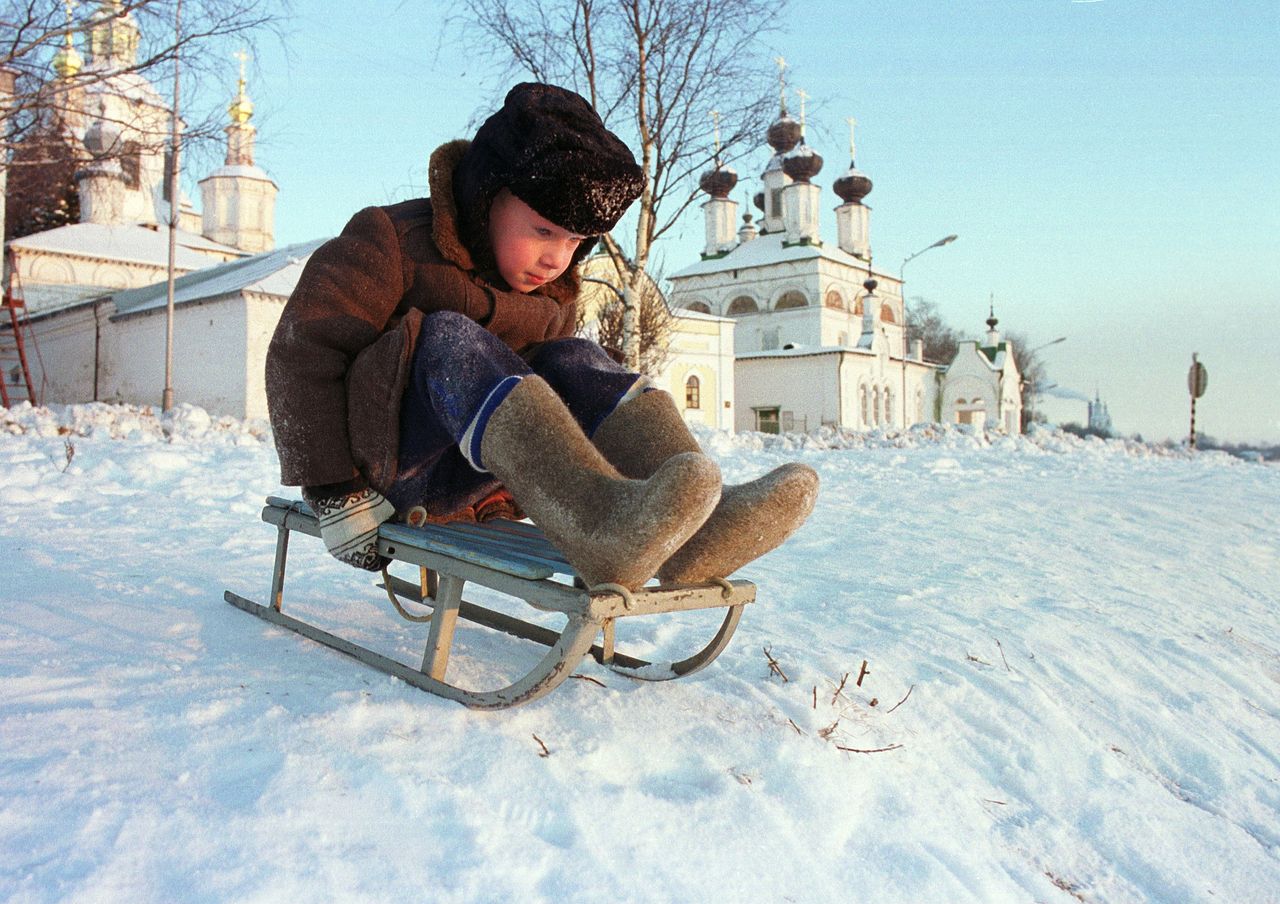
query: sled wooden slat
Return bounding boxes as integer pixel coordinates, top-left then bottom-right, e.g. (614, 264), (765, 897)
(226, 497), (755, 709)
(380, 522), (561, 580)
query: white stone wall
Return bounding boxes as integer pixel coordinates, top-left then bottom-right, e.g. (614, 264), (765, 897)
(244, 294), (287, 420)
(27, 305), (101, 405)
(735, 353), (839, 433)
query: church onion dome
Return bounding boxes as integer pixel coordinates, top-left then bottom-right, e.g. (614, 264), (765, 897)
(699, 165), (738, 198)
(53, 36), (84, 79)
(781, 142), (823, 183)
(833, 164), (873, 204)
(766, 113), (803, 154)
(753, 191), (765, 212)
(83, 117), (122, 158)
(228, 83), (254, 124)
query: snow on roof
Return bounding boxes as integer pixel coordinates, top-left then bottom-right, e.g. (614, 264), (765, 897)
(15, 283), (110, 319)
(200, 164), (277, 185)
(109, 238), (328, 318)
(9, 223), (244, 270)
(671, 307), (733, 324)
(668, 231), (896, 282)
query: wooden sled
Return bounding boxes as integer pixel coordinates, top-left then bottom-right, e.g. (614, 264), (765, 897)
(225, 497), (755, 709)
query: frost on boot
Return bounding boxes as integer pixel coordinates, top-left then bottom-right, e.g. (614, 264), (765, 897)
(592, 389), (819, 583)
(477, 377), (721, 590)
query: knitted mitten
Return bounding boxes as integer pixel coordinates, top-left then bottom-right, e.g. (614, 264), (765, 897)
(305, 486), (396, 572)
(592, 389), (820, 584)
(478, 377), (722, 590)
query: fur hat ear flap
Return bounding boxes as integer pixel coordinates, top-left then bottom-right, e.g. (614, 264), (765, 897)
(462, 83), (644, 237)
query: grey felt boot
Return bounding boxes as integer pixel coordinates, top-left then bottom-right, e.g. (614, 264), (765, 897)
(592, 389), (820, 584)
(478, 377), (722, 590)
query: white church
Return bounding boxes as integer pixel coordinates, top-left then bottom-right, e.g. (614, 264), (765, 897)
(666, 99), (1022, 434)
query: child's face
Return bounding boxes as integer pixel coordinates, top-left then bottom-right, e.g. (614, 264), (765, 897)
(488, 189), (586, 293)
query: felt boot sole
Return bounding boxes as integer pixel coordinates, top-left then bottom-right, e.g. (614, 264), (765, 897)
(657, 461), (819, 584)
(593, 389), (820, 582)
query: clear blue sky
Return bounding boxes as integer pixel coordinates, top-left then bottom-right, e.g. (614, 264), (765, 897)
(209, 0), (1278, 443)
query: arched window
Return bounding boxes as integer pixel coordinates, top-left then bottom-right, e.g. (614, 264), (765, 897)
(860, 386), (869, 426)
(685, 375), (701, 409)
(726, 296), (759, 316)
(884, 387), (895, 426)
(880, 303), (896, 324)
(824, 290), (844, 310)
(683, 300), (711, 314)
(775, 290), (808, 311)
(852, 297), (864, 316)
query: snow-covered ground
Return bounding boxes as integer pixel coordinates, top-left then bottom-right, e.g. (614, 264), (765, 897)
(2, 402), (1278, 903)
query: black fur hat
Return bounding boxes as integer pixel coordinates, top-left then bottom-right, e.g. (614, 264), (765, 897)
(454, 83), (644, 239)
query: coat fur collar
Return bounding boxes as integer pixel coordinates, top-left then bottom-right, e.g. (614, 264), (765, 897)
(427, 140), (580, 305)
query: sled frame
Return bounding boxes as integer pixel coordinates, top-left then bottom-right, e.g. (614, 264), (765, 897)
(224, 498), (754, 709)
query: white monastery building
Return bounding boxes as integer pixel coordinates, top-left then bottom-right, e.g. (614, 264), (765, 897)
(666, 99), (1023, 434)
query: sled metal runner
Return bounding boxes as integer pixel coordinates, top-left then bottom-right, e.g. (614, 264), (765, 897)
(225, 497), (754, 709)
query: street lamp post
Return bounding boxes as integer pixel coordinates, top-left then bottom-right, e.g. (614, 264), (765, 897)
(898, 234), (957, 427)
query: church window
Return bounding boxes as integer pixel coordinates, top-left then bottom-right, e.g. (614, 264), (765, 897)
(684, 300), (711, 314)
(880, 303), (896, 324)
(761, 327), (780, 351)
(121, 141), (141, 190)
(860, 386), (869, 426)
(726, 296), (758, 316)
(824, 290), (844, 310)
(685, 375), (701, 409)
(884, 387), (894, 426)
(770, 187), (783, 218)
(853, 297), (864, 316)
(775, 290), (808, 310)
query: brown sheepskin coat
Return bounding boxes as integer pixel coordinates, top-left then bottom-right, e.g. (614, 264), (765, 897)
(266, 140), (582, 494)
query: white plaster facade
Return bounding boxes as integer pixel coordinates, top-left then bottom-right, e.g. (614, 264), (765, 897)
(941, 339), (1023, 433)
(653, 308), (736, 431)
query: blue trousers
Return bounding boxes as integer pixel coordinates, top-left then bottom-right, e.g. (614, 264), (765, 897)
(386, 311), (643, 515)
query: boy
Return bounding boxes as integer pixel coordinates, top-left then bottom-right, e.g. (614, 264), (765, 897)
(266, 83), (817, 590)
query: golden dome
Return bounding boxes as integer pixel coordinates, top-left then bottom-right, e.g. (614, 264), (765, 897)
(228, 79), (254, 124)
(53, 34), (84, 79)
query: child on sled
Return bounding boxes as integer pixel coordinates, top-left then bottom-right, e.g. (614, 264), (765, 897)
(266, 83), (818, 590)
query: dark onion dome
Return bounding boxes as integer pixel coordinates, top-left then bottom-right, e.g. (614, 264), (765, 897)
(753, 191), (765, 212)
(699, 166), (738, 198)
(987, 312), (999, 330)
(833, 164), (873, 203)
(83, 118), (122, 158)
(766, 113), (803, 154)
(863, 277), (878, 293)
(781, 143), (823, 183)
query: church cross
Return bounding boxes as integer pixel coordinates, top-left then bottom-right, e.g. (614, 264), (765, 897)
(774, 56), (788, 113)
